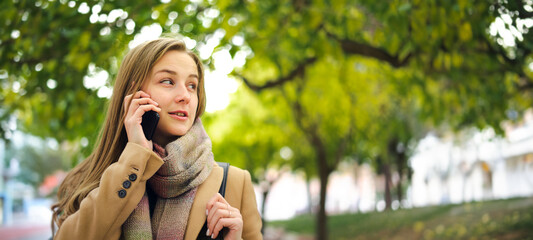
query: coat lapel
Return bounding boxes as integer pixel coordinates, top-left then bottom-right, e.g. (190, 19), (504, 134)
(184, 163), (223, 240)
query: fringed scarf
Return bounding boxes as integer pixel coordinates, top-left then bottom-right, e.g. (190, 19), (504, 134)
(122, 119), (214, 240)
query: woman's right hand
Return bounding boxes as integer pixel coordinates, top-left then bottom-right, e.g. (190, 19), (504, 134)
(123, 91), (161, 149)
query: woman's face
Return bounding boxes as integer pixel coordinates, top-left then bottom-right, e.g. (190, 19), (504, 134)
(142, 50), (199, 145)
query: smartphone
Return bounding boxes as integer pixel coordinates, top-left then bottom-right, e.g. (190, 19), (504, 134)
(141, 110), (159, 141)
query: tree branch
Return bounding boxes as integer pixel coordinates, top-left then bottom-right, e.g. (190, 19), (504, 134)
(280, 78), (331, 173)
(234, 57), (317, 92)
(325, 31), (412, 68)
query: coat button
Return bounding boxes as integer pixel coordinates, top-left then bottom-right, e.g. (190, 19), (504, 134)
(123, 180), (131, 189)
(129, 173), (137, 182)
(118, 189), (127, 198)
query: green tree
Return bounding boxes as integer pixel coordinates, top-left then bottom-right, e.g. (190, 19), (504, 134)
(3, 1), (532, 239)
(233, 55), (363, 239)
(204, 84), (314, 229)
(15, 141), (74, 196)
(365, 92), (422, 210)
(201, 1), (532, 239)
(0, 0), (207, 150)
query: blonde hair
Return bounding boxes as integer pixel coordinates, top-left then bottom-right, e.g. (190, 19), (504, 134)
(51, 38), (206, 231)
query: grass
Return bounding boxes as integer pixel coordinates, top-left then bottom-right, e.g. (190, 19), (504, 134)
(268, 197), (533, 239)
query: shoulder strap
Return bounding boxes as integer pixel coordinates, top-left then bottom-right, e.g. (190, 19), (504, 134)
(198, 162), (230, 240)
(216, 162), (230, 197)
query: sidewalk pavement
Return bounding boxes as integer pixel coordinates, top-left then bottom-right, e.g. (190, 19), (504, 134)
(0, 224), (51, 240)
(0, 215), (309, 240)
(0, 212), (51, 240)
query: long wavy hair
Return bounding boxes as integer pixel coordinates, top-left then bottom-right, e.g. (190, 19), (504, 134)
(51, 38), (206, 232)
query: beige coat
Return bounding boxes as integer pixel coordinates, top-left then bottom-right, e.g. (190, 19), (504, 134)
(54, 142), (263, 240)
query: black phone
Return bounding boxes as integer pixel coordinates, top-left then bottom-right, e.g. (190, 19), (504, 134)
(141, 110), (159, 141)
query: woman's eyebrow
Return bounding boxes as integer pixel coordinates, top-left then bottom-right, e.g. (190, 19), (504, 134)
(155, 69), (198, 79)
(154, 69), (177, 75)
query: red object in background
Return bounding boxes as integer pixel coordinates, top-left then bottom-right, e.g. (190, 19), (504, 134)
(39, 171), (66, 196)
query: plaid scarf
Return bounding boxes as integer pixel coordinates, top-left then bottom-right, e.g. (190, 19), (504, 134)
(122, 119), (214, 240)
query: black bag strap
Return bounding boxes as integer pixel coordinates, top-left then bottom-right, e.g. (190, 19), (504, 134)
(198, 162), (229, 240)
(217, 162), (229, 197)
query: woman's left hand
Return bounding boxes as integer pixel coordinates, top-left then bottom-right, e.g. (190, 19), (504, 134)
(206, 193), (243, 240)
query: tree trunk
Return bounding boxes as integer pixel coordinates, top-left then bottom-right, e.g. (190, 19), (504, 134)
(383, 163), (392, 210)
(261, 189), (269, 233)
(396, 151), (406, 206)
(306, 177), (313, 214)
(396, 180), (402, 207)
(316, 163), (330, 240)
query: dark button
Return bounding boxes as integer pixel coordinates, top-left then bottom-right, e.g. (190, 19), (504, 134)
(123, 180), (131, 189)
(129, 173), (137, 182)
(118, 189), (127, 198)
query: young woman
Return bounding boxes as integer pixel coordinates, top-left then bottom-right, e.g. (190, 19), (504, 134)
(51, 38), (262, 240)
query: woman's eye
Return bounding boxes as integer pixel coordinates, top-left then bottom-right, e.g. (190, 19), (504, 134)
(161, 79), (173, 85)
(188, 83), (197, 90)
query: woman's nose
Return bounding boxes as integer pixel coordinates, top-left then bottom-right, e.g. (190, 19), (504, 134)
(174, 84), (191, 103)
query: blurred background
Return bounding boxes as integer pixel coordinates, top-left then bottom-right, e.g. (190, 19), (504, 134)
(1, 0), (533, 239)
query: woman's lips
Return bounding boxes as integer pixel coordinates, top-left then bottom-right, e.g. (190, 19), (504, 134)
(169, 110), (188, 120)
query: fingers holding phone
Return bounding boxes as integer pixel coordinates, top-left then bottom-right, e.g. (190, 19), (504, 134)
(124, 91), (161, 149)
